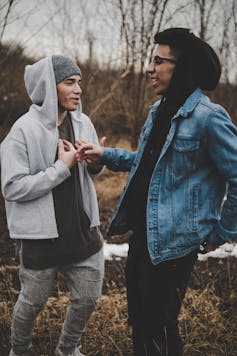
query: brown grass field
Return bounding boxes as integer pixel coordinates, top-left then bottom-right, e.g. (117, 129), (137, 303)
(1, 140), (237, 355)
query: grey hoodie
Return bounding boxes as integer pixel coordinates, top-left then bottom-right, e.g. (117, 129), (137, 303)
(1, 56), (101, 239)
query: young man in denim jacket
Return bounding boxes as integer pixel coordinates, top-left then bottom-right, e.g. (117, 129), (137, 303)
(77, 28), (237, 355)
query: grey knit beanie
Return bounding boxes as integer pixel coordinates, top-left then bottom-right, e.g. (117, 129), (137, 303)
(52, 55), (81, 84)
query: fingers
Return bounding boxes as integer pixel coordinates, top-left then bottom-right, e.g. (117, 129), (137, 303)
(58, 139), (77, 168)
(76, 146), (95, 162)
(62, 139), (76, 152)
(76, 149), (91, 162)
(62, 140), (70, 151)
(77, 144), (95, 155)
(99, 136), (107, 147)
(58, 139), (65, 153)
(75, 137), (105, 163)
(75, 139), (88, 149)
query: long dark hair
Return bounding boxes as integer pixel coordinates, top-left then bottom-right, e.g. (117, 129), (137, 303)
(154, 27), (221, 112)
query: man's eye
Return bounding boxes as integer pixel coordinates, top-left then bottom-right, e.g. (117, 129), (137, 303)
(153, 57), (163, 64)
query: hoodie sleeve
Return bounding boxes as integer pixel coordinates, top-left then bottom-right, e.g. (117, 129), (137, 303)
(1, 136), (71, 202)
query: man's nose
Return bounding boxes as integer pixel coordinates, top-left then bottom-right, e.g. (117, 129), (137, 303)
(74, 83), (82, 94)
(146, 62), (155, 73)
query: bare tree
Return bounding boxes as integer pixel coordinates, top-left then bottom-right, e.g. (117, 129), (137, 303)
(111, 0), (175, 148)
(193, 0), (237, 84)
(0, 0), (15, 43)
(227, 0), (237, 84)
(217, 0), (233, 82)
(193, 0), (216, 40)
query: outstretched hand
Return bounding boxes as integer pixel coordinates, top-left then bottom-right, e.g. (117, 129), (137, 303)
(75, 136), (106, 164)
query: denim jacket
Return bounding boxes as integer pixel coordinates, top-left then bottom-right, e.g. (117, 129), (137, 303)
(101, 88), (237, 265)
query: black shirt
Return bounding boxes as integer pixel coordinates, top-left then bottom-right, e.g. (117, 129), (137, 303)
(127, 104), (172, 234)
(22, 115), (103, 269)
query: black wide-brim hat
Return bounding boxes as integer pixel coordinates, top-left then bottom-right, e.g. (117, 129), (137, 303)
(154, 28), (221, 91)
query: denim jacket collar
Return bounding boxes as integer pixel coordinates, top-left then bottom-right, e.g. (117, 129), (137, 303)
(177, 88), (203, 118)
(150, 87), (203, 121)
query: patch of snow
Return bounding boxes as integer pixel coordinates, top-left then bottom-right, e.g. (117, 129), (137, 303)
(198, 243), (237, 261)
(103, 242), (129, 261)
(103, 242), (237, 262)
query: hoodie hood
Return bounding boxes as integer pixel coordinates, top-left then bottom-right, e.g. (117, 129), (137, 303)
(24, 56), (82, 130)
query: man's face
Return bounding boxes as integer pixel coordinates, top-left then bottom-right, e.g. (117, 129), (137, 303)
(147, 44), (177, 96)
(57, 74), (82, 112)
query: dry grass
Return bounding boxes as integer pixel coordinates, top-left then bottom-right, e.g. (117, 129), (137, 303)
(1, 259), (237, 355)
(0, 265), (132, 356)
(95, 170), (129, 206)
(181, 287), (231, 355)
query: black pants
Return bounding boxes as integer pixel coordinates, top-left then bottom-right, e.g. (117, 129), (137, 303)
(125, 235), (197, 356)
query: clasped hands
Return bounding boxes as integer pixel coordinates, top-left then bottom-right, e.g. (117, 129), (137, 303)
(58, 137), (106, 170)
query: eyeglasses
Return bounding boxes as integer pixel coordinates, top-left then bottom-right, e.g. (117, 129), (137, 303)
(152, 55), (177, 65)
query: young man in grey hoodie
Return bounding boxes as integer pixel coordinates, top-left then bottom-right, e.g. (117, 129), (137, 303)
(1, 55), (104, 356)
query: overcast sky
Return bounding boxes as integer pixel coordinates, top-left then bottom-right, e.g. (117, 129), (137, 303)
(2, 0), (119, 63)
(1, 0), (237, 81)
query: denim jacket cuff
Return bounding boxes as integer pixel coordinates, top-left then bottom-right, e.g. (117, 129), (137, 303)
(100, 147), (114, 165)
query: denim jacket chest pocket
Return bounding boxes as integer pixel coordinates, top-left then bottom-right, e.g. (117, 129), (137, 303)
(170, 137), (200, 176)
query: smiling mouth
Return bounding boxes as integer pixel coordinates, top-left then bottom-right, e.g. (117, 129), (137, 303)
(151, 80), (159, 88)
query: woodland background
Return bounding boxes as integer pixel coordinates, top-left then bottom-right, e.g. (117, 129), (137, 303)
(1, 0), (237, 355)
